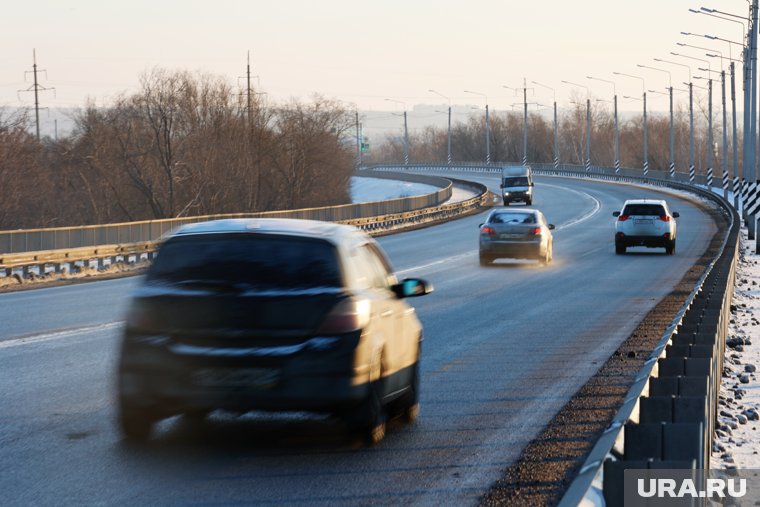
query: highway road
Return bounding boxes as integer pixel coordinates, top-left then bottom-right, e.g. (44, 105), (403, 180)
(0, 175), (718, 506)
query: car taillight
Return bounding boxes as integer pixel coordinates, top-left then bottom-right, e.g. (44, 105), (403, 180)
(481, 226), (496, 235)
(659, 215), (671, 222)
(315, 298), (371, 334)
(532, 227), (542, 235)
(124, 301), (159, 332)
(617, 215), (629, 222)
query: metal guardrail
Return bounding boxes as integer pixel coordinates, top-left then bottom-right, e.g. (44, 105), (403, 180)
(0, 175), (490, 276)
(0, 171), (453, 254)
(365, 162), (738, 507)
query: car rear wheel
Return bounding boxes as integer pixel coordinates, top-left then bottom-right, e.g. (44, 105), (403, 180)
(526, 198), (532, 206)
(615, 242), (626, 255)
(503, 200), (509, 206)
(479, 252), (492, 266)
(540, 243), (553, 265)
(665, 239), (676, 255)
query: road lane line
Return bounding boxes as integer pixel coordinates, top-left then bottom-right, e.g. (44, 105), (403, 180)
(0, 321), (123, 349)
(540, 183), (602, 231)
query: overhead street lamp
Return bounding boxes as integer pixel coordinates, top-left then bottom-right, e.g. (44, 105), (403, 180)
(588, 76), (619, 172)
(464, 90), (490, 164)
(429, 89), (452, 165)
(672, 52), (717, 190)
(614, 71), (649, 175)
(655, 58), (696, 184)
(385, 98), (409, 165)
(533, 80), (560, 170)
(638, 64), (676, 179)
(562, 80), (591, 171)
(699, 65), (730, 198)
(505, 81), (532, 165)
(694, 5), (753, 216)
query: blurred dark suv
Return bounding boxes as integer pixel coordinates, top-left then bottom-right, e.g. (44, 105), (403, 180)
(117, 218), (432, 445)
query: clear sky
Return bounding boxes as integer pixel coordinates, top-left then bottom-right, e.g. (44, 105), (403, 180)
(0, 0), (750, 115)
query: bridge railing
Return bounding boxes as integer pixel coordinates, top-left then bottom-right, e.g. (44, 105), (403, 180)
(0, 172), (492, 276)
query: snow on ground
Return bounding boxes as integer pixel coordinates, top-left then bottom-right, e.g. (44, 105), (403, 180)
(351, 176), (479, 204)
(711, 228), (760, 469)
(350, 176), (441, 203)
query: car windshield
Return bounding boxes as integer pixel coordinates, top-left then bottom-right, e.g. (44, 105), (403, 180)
(489, 212), (535, 224)
(623, 204), (666, 216)
(503, 177), (529, 186)
(147, 233), (342, 289)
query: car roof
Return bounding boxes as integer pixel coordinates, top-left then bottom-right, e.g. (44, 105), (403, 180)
(166, 218), (365, 245)
(491, 208), (539, 214)
(622, 199), (668, 206)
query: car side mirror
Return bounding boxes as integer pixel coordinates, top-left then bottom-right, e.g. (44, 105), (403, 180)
(548, 224), (555, 230)
(391, 278), (433, 299)
(478, 223), (484, 228)
(612, 211), (621, 217)
(672, 212), (680, 218)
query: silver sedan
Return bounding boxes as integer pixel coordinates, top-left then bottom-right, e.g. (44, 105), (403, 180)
(478, 208), (555, 266)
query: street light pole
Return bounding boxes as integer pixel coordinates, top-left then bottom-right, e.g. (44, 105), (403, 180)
(532, 80), (559, 170)
(523, 81), (528, 165)
(385, 98), (409, 165)
(615, 72), (648, 175)
(700, 65), (729, 198)
(429, 89), (452, 165)
(656, 58), (694, 183)
(639, 64), (675, 178)
(562, 80), (591, 171)
(588, 76), (619, 172)
(464, 90), (490, 164)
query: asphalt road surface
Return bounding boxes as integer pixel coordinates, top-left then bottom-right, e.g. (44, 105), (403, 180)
(0, 175), (718, 506)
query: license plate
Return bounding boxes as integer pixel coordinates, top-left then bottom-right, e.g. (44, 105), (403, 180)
(499, 233), (522, 239)
(634, 219), (653, 225)
(192, 368), (280, 389)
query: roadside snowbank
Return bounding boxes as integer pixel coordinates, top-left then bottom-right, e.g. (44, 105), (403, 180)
(711, 229), (760, 469)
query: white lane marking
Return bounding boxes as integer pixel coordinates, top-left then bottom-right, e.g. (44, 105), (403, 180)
(0, 321), (123, 349)
(540, 182), (602, 231)
(396, 251), (476, 275)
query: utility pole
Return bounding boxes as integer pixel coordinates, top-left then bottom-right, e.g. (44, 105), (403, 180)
(19, 49), (54, 141)
(239, 51), (261, 127)
(355, 110), (362, 168)
(523, 79), (528, 165)
(247, 51), (252, 124)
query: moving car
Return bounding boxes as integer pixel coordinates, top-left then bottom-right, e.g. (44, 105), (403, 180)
(613, 199), (679, 255)
(116, 218), (432, 445)
(478, 208), (554, 265)
(500, 165), (534, 205)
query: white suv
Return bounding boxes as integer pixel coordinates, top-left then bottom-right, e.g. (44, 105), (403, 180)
(613, 199), (679, 255)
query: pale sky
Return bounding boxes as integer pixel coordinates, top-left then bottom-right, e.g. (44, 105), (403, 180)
(0, 0), (750, 116)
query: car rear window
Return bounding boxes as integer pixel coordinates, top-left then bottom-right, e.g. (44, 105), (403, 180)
(622, 204), (666, 216)
(489, 212), (535, 224)
(147, 234), (342, 289)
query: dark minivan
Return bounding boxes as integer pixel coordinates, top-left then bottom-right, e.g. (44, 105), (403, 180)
(117, 218), (432, 445)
